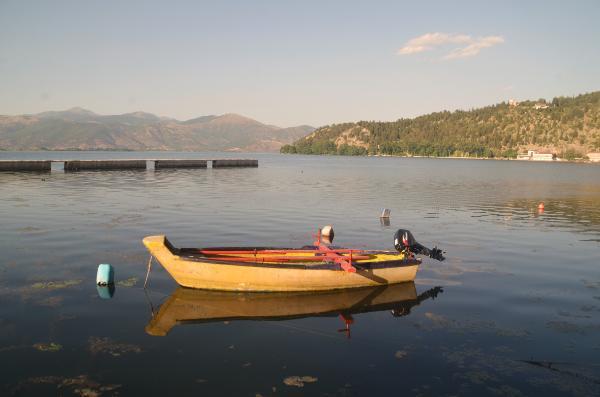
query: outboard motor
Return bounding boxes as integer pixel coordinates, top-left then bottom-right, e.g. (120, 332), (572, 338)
(394, 229), (445, 261)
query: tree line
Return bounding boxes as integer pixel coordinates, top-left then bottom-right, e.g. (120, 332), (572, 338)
(282, 91), (600, 158)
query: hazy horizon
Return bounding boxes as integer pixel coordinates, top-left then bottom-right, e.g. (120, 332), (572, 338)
(1, 0), (599, 127)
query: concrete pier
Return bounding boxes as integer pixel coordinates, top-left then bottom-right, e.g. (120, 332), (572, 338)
(155, 159), (208, 169)
(0, 160), (51, 171)
(212, 159), (258, 168)
(64, 160), (147, 171)
(0, 158), (258, 171)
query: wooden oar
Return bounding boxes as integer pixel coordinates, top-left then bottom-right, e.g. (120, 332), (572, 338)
(199, 248), (368, 255)
(201, 254), (371, 263)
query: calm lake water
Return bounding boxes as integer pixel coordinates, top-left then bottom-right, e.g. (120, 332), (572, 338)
(1, 152), (599, 396)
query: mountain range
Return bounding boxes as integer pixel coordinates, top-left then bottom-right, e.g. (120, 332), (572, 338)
(0, 108), (314, 152)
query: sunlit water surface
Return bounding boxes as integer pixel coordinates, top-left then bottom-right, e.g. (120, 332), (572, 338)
(0, 152), (599, 396)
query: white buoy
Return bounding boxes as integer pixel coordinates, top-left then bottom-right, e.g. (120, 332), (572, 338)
(96, 264), (114, 286)
(380, 209), (391, 218)
(321, 225), (334, 244)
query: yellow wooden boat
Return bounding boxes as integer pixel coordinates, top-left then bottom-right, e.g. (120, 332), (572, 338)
(145, 282), (444, 336)
(142, 229), (444, 292)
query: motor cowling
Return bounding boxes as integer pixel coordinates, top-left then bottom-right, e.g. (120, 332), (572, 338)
(394, 229), (445, 261)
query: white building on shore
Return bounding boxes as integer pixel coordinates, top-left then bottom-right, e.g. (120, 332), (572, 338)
(516, 150), (556, 161)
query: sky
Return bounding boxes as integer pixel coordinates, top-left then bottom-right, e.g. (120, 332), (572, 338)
(1, 0), (599, 127)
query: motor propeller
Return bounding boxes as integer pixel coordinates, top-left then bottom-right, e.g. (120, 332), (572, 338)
(393, 229), (445, 261)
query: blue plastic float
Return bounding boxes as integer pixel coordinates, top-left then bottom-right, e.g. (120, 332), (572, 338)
(96, 263), (114, 286)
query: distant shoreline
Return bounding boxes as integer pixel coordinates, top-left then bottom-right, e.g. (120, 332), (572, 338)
(283, 152), (599, 164)
(0, 149), (597, 164)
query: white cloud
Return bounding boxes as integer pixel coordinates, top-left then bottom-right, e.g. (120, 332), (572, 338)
(397, 33), (471, 55)
(398, 33), (504, 59)
(443, 36), (504, 59)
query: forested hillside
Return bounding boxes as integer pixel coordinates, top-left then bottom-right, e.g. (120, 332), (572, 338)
(282, 91), (600, 158)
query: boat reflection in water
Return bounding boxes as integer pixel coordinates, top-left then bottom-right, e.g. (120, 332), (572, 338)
(146, 282), (443, 337)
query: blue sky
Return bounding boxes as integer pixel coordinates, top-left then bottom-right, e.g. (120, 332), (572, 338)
(1, 0), (599, 127)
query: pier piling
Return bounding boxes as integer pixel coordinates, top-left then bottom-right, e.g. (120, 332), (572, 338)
(0, 160), (51, 171)
(155, 160), (208, 169)
(64, 160), (147, 171)
(212, 159), (258, 168)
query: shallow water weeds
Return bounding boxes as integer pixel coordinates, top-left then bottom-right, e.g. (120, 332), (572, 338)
(29, 280), (82, 291)
(116, 277), (138, 287)
(88, 336), (142, 357)
(33, 342), (62, 352)
(283, 376), (318, 387)
(12, 374), (121, 397)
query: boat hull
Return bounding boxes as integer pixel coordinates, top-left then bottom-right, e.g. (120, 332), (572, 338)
(143, 235), (420, 292)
